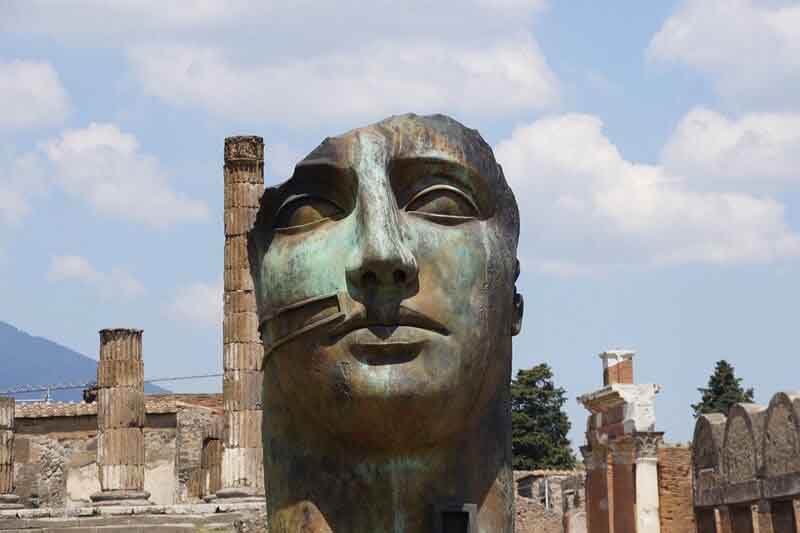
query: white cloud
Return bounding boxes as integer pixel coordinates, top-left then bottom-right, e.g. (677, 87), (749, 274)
(0, 59), (69, 130)
(648, 0), (800, 105)
(0, 151), (48, 225)
(42, 123), (208, 227)
(46, 255), (99, 282)
(47, 255), (145, 300)
(127, 35), (558, 127)
(661, 108), (800, 184)
(166, 280), (222, 326)
(495, 114), (800, 274)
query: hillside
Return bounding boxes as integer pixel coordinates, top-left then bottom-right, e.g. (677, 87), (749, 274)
(0, 320), (168, 402)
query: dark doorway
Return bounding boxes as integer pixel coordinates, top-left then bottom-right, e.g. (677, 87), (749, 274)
(731, 505), (754, 533)
(442, 511), (470, 533)
(772, 500), (797, 533)
(696, 508), (717, 533)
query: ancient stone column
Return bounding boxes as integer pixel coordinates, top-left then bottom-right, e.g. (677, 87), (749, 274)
(610, 438), (637, 533)
(90, 328), (150, 506)
(581, 445), (611, 533)
(634, 433), (663, 533)
(218, 136), (264, 500)
(0, 397), (22, 510)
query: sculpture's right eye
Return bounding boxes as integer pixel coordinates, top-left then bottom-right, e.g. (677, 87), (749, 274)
(274, 195), (343, 231)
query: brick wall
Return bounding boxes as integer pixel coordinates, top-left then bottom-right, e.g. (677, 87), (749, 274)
(658, 445), (696, 533)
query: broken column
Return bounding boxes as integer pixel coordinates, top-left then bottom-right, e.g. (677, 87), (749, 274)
(90, 328), (150, 506)
(0, 397), (22, 510)
(217, 136), (265, 500)
(578, 350), (662, 533)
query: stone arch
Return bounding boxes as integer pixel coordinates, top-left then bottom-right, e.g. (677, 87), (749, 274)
(724, 404), (767, 484)
(692, 413), (727, 507)
(762, 392), (800, 478)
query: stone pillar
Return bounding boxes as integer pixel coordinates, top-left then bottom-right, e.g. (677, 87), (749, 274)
(218, 136), (265, 500)
(794, 498), (800, 532)
(90, 328), (150, 506)
(717, 505), (735, 533)
(753, 501), (774, 533)
(635, 433), (663, 533)
(0, 397), (22, 510)
(610, 438), (637, 533)
(582, 445), (611, 533)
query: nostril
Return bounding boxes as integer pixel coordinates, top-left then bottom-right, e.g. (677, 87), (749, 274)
(361, 271), (378, 287)
(393, 269), (407, 286)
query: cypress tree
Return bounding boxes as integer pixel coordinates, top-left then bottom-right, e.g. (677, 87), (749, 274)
(511, 363), (575, 470)
(692, 359), (754, 417)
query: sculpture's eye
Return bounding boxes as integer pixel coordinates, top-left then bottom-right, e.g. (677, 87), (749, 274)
(404, 184), (479, 224)
(274, 194), (343, 231)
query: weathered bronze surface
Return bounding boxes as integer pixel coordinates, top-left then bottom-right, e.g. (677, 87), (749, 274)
(249, 114), (522, 532)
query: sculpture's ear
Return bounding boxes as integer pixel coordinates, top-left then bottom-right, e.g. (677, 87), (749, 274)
(511, 259), (523, 336)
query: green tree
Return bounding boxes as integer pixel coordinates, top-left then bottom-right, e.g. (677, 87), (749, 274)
(511, 363), (575, 470)
(692, 359), (754, 417)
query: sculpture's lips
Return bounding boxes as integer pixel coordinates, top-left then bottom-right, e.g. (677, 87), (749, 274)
(328, 306), (448, 342)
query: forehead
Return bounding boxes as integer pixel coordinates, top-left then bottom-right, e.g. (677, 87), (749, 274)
(295, 114), (500, 181)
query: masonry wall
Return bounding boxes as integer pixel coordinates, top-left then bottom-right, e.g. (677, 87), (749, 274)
(13, 414), (178, 508)
(658, 445), (696, 533)
(175, 407), (222, 502)
(515, 493), (564, 533)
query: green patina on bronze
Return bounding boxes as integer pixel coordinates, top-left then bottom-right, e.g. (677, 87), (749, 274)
(248, 114), (523, 532)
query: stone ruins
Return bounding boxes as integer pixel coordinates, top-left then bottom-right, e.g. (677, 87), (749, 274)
(0, 118), (797, 533)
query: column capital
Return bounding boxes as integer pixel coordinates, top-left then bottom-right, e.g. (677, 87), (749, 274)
(580, 445), (608, 471)
(634, 432), (663, 460)
(609, 437), (637, 465)
(224, 136), (264, 162)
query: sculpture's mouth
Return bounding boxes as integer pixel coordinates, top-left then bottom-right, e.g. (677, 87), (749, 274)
(328, 306), (448, 365)
(328, 305), (448, 341)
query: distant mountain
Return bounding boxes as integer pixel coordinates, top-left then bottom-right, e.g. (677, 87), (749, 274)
(0, 320), (168, 402)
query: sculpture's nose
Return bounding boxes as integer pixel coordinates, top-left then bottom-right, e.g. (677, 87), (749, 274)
(346, 180), (418, 292)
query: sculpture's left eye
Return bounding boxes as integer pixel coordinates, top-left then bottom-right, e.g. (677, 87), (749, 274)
(274, 195), (343, 231)
(404, 184), (479, 224)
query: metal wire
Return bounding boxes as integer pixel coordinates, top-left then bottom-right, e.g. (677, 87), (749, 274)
(0, 372), (223, 396)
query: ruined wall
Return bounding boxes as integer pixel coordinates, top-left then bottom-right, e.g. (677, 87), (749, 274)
(657, 445), (696, 533)
(515, 493), (563, 533)
(13, 414), (178, 508)
(175, 407), (222, 502)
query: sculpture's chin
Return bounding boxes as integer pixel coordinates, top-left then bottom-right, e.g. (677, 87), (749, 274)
(274, 336), (491, 451)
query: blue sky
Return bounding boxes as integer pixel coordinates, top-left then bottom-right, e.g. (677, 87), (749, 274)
(2, 0), (799, 446)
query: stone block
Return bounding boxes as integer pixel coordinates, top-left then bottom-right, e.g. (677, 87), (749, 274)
(98, 429), (145, 466)
(223, 343), (262, 372)
(223, 312), (260, 344)
(224, 236), (249, 271)
(222, 371), (262, 412)
(224, 268), (254, 292)
(0, 398), (14, 430)
(224, 183), (262, 209)
(224, 292), (257, 315)
(99, 330), (143, 362)
(97, 389), (145, 430)
(224, 207), (258, 237)
(223, 411), (261, 449)
(97, 361), (144, 388)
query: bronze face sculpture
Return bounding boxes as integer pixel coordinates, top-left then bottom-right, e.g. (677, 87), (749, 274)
(249, 114), (522, 532)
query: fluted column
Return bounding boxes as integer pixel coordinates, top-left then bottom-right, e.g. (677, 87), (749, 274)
(217, 136), (265, 500)
(90, 328), (150, 506)
(0, 397), (22, 510)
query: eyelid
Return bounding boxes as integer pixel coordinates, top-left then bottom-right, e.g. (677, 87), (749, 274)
(273, 193), (343, 233)
(403, 184), (480, 215)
